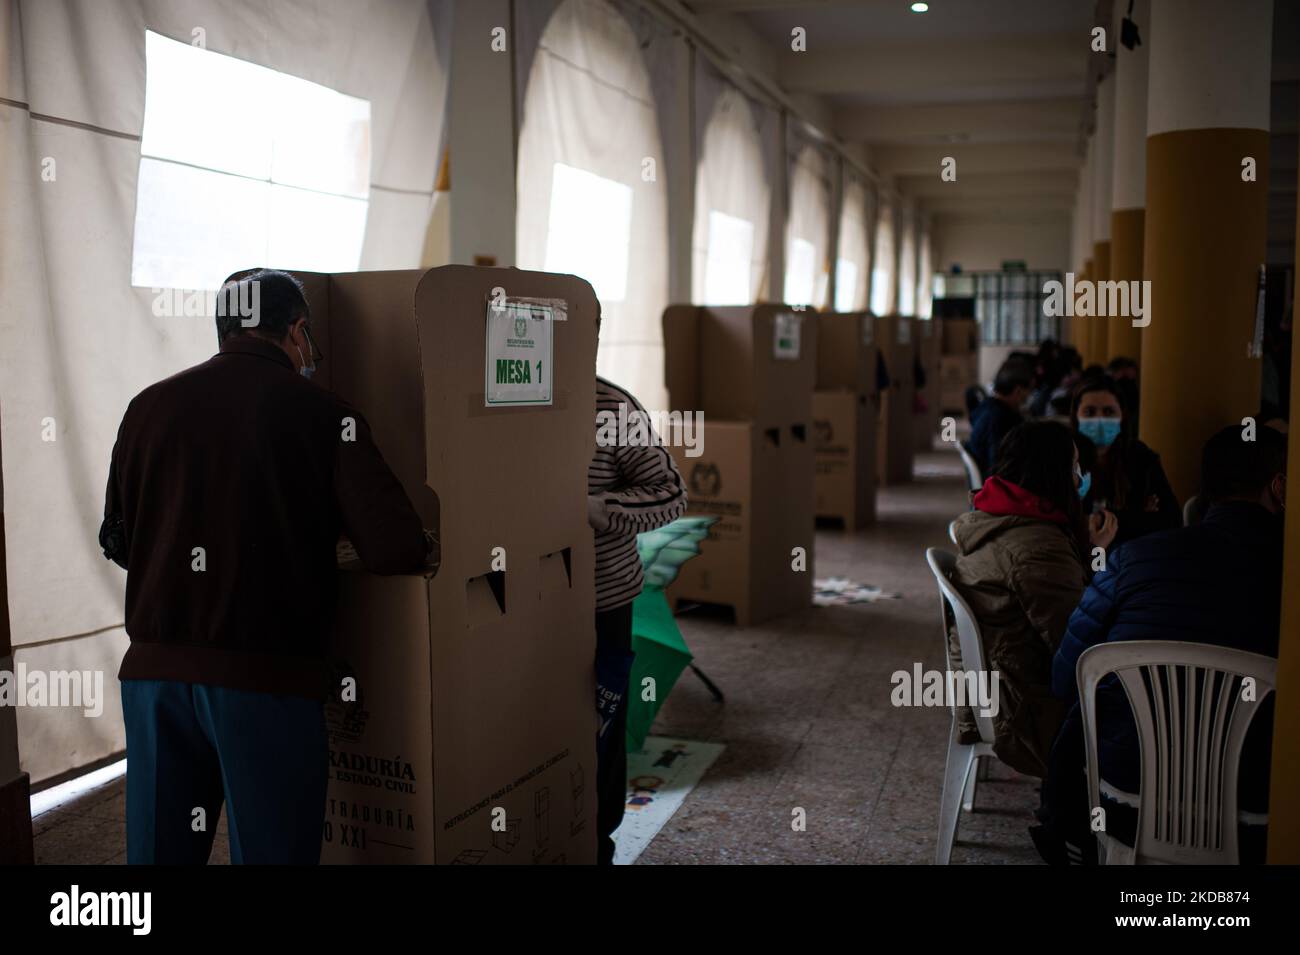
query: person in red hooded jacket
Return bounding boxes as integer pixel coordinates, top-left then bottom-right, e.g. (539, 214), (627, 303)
(947, 421), (1117, 777)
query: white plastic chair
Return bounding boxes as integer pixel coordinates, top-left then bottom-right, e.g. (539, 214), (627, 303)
(957, 443), (983, 493)
(1182, 495), (1205, 526)
(947, 520), (959, 545)
(1076, 640), (1276, 865)
(925, 547), (996, 864)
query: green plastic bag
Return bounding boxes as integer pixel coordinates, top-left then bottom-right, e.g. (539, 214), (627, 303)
(625, 517), (716, 752)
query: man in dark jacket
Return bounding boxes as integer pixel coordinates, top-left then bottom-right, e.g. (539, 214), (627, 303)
(1035, 424), (1286, 863)
(964, 358), (1032, 478)
(101, 269), (432, 864)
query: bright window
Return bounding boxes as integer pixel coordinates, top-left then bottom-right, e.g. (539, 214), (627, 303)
(784, 238), (817, 306)
(692, 86), (769, 306)
(834, 259), (858, 313)
(702, 211), (755, 305)
(543, 162), (634, 303)
(898, 222), (917, 317)
(871, 202), (896, 315)
(131, 30), (371, 290)
(784, 146), (830, 308)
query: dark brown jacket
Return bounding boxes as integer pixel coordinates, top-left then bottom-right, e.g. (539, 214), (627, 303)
(101, 336), (427, 699)
(949, 509), (1087, 777)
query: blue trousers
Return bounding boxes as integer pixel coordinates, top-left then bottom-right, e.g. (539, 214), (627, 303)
(121, 679), (327, 864)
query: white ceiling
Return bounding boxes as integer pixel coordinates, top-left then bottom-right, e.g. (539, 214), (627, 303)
(685, 0), (1101, 221)
(682, 0), (1297, 247)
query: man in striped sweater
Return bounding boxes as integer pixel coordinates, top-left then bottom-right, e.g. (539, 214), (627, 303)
(588, 376), (687, 864)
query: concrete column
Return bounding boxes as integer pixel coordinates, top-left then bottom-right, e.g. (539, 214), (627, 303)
(1137, 0), (1272, 500)
(447, 0), (517, 266)
(1076, 134), (1096, 358)
(769, 110), (787, 301)
(827, 157), (843, 311)
(1090, 74), (1115, 365)
(1066, 178), (1087, 350)
(666, 38), (695, 304)
(1107, 0), (1150, 364)
(864, 181), (879, 314)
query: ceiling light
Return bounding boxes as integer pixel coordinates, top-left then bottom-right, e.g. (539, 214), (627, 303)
(911, 2), (929, 11)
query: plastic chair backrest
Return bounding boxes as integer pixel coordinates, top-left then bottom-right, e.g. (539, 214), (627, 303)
(1076, 640), (1276, 864)
(957, 444), (983, 493)
(947, 520), (959, 545)
(1183, 495), (1205, 526)
(924, 547), (996, 744)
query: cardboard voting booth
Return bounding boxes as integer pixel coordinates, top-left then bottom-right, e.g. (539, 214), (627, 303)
(913, 319), (941, 452)
(291, 266), (598, 865)
(939, 317), (980, 415)
(661, 305), (816, 627)
(941, 316), (979, 356)
(813, 312), (878, 529)
(939, 354), (980, 415)
(876, 315), (916, 486)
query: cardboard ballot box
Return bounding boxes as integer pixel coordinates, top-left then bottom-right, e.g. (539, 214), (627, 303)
(913, 319), (941, 453)
(289, 267), (598, 865)
(662, 305), (815, 627)
(876, 315), (916, 486)
(813, 311), (878, 529)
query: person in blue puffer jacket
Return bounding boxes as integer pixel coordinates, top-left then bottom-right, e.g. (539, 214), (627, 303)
(1031, 423), (1287, 865)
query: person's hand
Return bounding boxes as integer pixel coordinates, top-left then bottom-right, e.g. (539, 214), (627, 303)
(1144, 494), (1160, 512)
(1088, 509), (1118, 551)
(587, 495), (611, 532)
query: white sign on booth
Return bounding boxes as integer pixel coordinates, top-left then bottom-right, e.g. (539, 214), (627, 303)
(773, 312), (802, 360)
(485, 301), (555, 407)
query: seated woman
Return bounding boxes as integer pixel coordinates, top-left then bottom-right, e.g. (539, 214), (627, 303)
(1071, 376), (1180, 547)
(948, 421), (1117, 778)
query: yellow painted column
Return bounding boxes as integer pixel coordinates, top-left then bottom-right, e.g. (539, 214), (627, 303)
(1267, 91), (1300, 865)
(1090, 73), (1115, 365)
(1137, 0), (1270, 502)
(1108, 0), (1149, 364)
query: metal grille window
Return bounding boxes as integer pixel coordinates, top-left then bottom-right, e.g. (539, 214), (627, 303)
(936, 270), (1063, 345)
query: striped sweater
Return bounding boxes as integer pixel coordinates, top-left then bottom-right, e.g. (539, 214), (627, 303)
(589, 377), (688, 611)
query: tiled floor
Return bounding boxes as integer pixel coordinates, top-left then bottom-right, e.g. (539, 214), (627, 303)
(32, 442), (1041, 865)
(637, 443), (1041, 864)
(33, 778), (230, 865)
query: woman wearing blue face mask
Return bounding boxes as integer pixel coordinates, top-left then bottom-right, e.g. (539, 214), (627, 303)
(1070, 376), (1180, 547)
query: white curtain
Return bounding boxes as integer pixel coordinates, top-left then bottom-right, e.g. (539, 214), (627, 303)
(0, 0), (448, 783)
(834, 173), (871, 313)
(516, 0), (669, 411)
(916, 219), (933, 320)
(784, 143), (830, 308)
(897, 203), (917, 317)
(692, 86), (769, 306)
(870, 195), (896, 315)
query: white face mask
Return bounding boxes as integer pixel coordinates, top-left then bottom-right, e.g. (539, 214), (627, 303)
(294, 326), (317, 380)
(295, 345), (315, 379)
